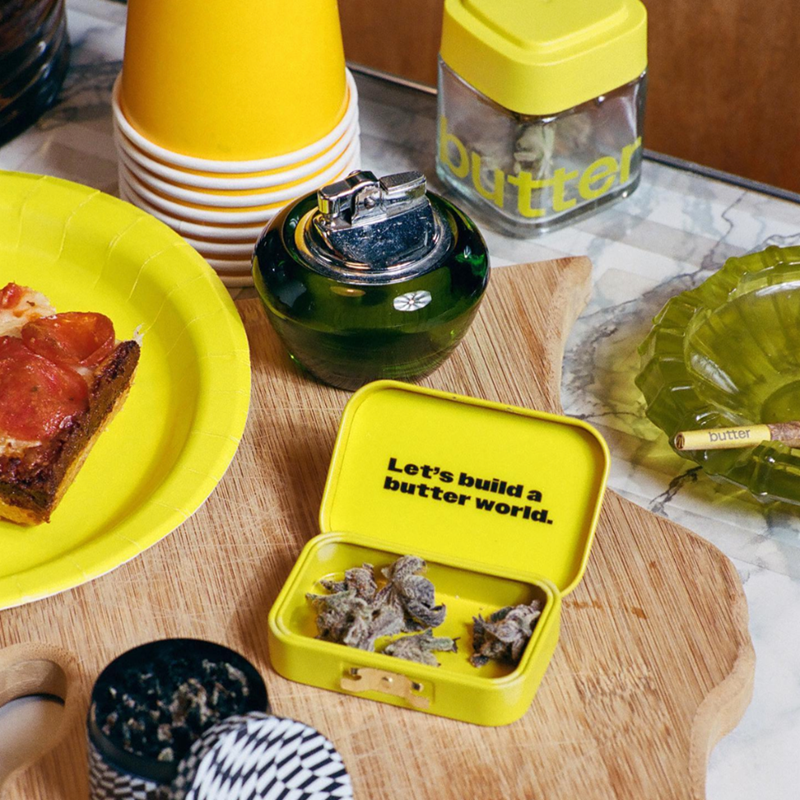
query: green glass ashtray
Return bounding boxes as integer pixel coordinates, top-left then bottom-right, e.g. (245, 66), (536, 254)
(636, 246), (800, 504)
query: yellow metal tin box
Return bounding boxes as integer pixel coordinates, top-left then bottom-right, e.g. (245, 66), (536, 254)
(268, 381), (609, 726)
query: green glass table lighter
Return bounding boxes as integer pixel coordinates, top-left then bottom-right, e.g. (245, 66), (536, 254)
(253, 170), (490, 390)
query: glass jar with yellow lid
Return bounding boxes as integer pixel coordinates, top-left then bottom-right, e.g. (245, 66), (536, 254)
(437, 0), (647, 237)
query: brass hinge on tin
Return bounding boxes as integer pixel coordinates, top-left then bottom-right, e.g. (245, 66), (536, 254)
(341, 667), (429, 710)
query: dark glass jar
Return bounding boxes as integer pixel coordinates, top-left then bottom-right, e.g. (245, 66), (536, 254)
(0, 0), (70, 145)
(253, 170), (490, 391)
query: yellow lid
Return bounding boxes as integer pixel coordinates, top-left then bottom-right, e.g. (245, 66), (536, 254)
(440, 0), (647, 116)
(320, 382), (609, 595)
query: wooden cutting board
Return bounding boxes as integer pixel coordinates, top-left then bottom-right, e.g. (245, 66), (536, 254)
(0, 258), (754, 800)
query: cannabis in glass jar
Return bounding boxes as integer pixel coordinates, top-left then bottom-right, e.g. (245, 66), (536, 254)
(437, 0), (648, 236)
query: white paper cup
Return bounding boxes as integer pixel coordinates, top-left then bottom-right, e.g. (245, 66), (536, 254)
(119, 147), (361, 224)
(182, 238), (255, 258)
(113, 119), (359, 191)
(117, 134), (360, 207)
(188, 250), (253, 270)
(218, 274), (254, 288)
(118, 186), (256, 288)
(111, 70), (359, 174)
(118, 181), (267, 241)
(205, 258), (252, 273)
(120, 168), (285, 224)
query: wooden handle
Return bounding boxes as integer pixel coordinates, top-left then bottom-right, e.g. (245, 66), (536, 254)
(0, 643), (80, 795)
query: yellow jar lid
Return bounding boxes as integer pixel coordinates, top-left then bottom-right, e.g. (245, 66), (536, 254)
(440, 0), (647, 116)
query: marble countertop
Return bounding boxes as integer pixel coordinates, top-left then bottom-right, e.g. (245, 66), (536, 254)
(2, 0), (799, 797)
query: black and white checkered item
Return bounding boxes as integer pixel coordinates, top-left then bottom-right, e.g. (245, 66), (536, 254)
(171, 712), (354, 800)
(88, 738), (169, 800)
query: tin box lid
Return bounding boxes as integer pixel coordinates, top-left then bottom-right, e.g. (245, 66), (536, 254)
(320, 382), (609, 595)
(440, 0), (647, 116)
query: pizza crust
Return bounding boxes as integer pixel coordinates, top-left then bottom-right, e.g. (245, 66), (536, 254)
(0, 342), (140, 526)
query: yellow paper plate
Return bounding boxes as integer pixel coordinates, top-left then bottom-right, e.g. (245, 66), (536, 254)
(0, 171), (251, 609)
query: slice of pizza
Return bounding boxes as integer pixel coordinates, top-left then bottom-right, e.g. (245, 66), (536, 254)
(0, 283), (140, 525)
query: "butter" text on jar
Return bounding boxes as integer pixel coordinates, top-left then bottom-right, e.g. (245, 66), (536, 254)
(439, 117), (642, 219)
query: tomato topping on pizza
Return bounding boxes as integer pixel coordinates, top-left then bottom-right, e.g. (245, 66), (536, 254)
(0, 336), (30, 358)
(21, 312), (116, 368)
(0, 283), (25, 309)
(0, 337), (89, 441)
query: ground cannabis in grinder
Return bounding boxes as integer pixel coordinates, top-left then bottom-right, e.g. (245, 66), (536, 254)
(95, 656), (251, 763)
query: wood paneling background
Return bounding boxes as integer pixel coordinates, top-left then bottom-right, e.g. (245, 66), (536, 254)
(340, 0), (443, 87)
(339, 0), (800, 193)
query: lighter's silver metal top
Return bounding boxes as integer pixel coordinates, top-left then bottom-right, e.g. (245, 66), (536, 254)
(301, 170), (449, 277)
(317, 170), (427, 229)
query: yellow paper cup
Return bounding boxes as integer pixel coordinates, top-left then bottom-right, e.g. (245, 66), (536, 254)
(118, 181), (267, 241)
(120, 0), (347, 161)
(114, 119), (359, 190)
(217, 274), (254, 288)
(183, 238), (255, 259)
(118, 148), (361, 224)
(121, 168), (289, 223)
(204, 257), (252, 273)
(112, 71), (358, 173)
(118, 135), (360, 207)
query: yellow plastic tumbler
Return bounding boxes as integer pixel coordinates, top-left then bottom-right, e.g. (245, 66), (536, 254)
(120, 0), (348, 161)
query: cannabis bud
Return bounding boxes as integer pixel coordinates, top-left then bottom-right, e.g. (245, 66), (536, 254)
(307, 556), (457, 666)
(470, 600), (542, 668)
(384, 630), (458, 667)
(377, 555), (447, 631)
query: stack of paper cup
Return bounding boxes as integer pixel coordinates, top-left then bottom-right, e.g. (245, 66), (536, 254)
(112, 0), (360, 287)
